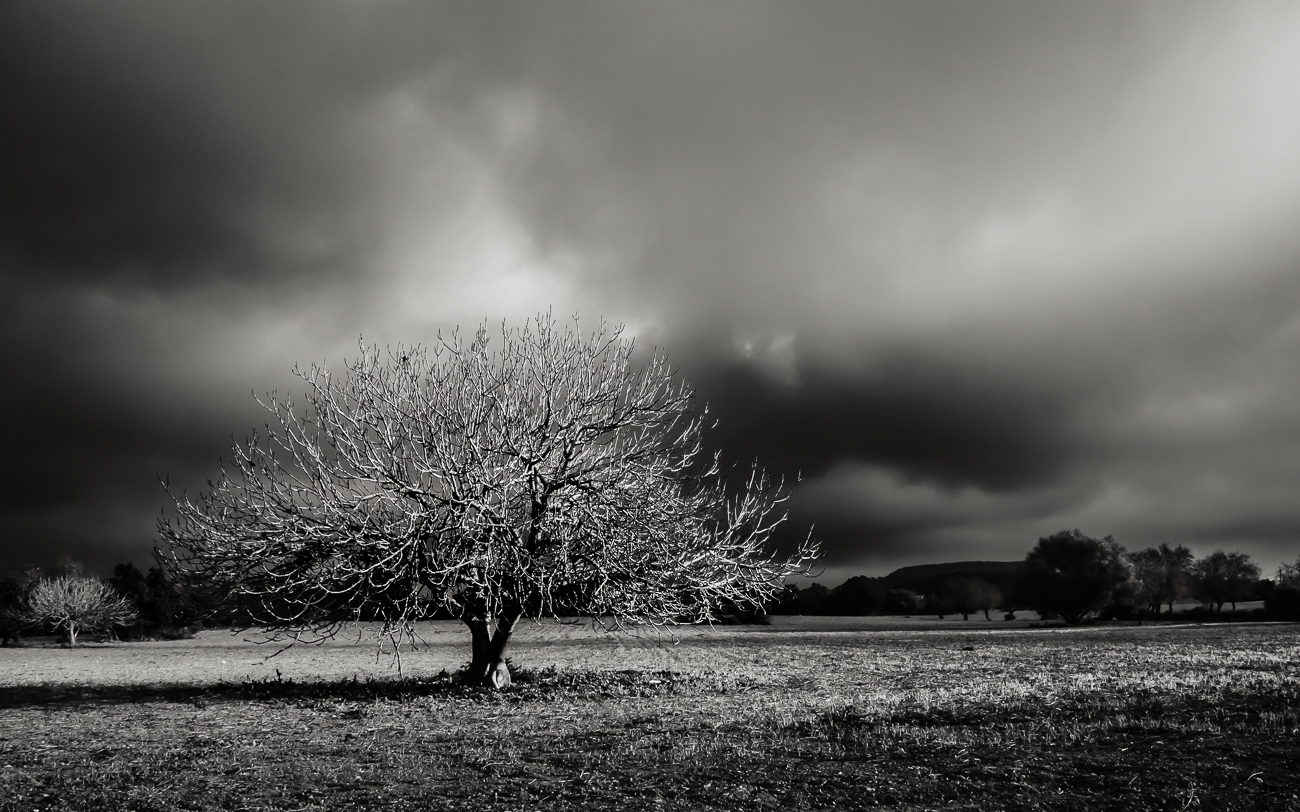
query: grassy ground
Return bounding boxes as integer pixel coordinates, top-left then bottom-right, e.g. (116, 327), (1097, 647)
(2, 619), (1298, 811)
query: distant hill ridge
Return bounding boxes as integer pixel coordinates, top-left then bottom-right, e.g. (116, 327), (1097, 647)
(882, 561), (1023, 593)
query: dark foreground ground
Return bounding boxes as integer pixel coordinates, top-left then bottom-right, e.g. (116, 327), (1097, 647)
(1, 621), (1297, 811)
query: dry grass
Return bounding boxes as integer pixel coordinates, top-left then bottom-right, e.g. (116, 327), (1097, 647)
(2, 619), (1298, 810)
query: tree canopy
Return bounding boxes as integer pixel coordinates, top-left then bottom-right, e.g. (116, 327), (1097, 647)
(1129, 543), (1192, 615)
(1016, 529), (1132, 625)
(159, 315), (817, 685)
(1189, 550), (1260, 612)
(1277, 556), (1300, 589)
(936, 576), (1002, 621)
(22, 576), (137, 646)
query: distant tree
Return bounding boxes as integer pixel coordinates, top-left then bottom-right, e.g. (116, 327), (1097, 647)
(1, 573), (34, 646)
(158, 315), (817, 686)
(1251, 578), (1275, 602)
(2, 565), (48, 645)
(925, 590), (951, 619)
(1128, 552), (1162, 616)
(765, 584), (801, 614)
(1279, 556), (1300, 589)
(108, 563), (146, 610)
(145, 565), (201, 628)
(1015, 529), (1132, 625)
(1266, 589), (1300, 620)
(939, 577), (1002, 620)
(109, 562), (202, 636)
(768, 583), (830, 615)
(826, 576), (885, 616)
(0, 581), (19, 645)
(1128, 544), (1193, 615)
(1189, 551), (1260, 612)
(1265, 558), (1300, 620)
(882, 588), (925, 615)
(22, 576), (137, 646)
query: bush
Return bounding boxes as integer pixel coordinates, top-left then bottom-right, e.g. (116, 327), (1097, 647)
(767, 583), (830, 615)
(1099, 601), (1139, 621)
(1265, 586), (1300, 621)
(715, 608), (771, 625)
(826, 576), (885, 616)
(108, 563), (205, 637)
(883, 589), (925, 615)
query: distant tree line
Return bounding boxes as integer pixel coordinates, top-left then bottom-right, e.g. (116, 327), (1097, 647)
(4, 536), (1298, 644)
(769, 571), (1009, 620)
(769, 530), (1300, 625)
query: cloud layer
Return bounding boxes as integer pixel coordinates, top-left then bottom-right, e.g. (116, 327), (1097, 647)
(3, 1), (1300, 578)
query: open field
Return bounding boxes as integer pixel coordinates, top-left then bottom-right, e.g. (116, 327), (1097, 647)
(2, 618), (1298, 811)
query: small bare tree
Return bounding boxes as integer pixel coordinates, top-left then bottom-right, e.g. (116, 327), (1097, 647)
(23, 576), (138, 646)
(159, 314), (817, 686)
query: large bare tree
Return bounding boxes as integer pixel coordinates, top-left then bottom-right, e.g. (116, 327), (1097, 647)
(159, 315), (817, 686)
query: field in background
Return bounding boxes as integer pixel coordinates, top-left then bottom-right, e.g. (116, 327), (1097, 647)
(2, 619), (1298, 810)
(2, 615), (1059, 689)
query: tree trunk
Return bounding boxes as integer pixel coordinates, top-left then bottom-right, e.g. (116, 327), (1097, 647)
(66, 622), (78, 647)
(466, 619), (490, 675)
(462, 613), (521, 689)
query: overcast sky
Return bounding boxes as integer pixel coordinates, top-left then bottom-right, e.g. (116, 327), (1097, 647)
(4, 1), (1300, 582)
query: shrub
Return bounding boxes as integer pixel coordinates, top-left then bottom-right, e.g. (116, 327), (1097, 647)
(1265, 586), (1300, 621)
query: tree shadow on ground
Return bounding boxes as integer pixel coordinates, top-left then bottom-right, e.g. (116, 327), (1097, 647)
(0, 667), (703, 709)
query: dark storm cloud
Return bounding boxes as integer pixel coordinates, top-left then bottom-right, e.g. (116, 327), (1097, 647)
(484, 0), (1300, 574)
(476, 2), (1178, 322)
(683, 251), (1300, 571)
(3, 1), (1300, 578)
(0, 3), (415, 287)
(0, 1), (482, 571)
(696, 348), (1080, 491)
